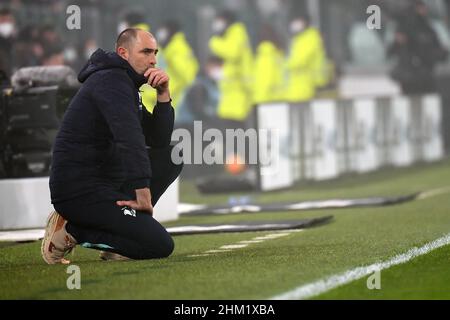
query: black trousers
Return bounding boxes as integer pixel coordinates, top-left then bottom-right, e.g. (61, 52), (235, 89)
(54, 145), (183, 260)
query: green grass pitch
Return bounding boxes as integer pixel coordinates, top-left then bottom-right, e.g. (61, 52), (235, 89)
(1, 160), (450, 299)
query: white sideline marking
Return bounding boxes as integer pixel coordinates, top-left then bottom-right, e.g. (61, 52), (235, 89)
(220, 244), (249, 249)
(238, 240), (265, 244)
(188, 254), (211, 257)
(417, 187), (450, 200)
(178, 203), (207, 214)
(253, 236), (275, 240)
(270, 233), (450, 300)
(205, 249), (231, 253)
(189, 230), (301, 257)
(262, 233), (291, 238)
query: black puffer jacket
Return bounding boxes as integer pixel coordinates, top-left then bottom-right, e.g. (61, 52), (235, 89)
(50, 49), (174, 203)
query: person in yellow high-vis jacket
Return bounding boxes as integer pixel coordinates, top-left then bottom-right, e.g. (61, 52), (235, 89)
(209, 11), (253, 122)
(285, 15), (330, 102)
(155, 21), (199, 111)
(253, 25), (285, 104)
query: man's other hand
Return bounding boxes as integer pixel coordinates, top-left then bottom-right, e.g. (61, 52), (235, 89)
(116, 188), (153, 215)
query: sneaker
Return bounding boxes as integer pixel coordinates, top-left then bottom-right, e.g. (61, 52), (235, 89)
(99, 251), (130, 261)
(41, 211), (77, 265)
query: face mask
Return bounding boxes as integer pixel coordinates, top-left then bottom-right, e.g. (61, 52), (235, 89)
(212, 19), (226, 34)
(209, 67), (224, 81)
(289, 19), (305, 34)
(0, 22), (14, 38)
(64, 47), (78, 62)
(117, 21), (129, 35)
(156, 28), (169, 44)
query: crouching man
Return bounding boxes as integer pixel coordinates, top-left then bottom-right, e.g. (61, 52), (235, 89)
(41, 28), (182, 264)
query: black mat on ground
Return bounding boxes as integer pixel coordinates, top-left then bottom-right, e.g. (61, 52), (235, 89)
(180, 193), (419, 216)
(166, 215), (333, 236)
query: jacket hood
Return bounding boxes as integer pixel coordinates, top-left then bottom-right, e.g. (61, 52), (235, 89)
(77, 48), (147, 88)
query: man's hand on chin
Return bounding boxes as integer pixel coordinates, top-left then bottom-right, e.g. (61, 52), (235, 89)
(144, 68), (171, 102)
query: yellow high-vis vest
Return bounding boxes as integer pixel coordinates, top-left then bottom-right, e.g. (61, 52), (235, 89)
(253, 41), (285, 104)
(209, 22), (254, 121)
(285, 27), (329, 102)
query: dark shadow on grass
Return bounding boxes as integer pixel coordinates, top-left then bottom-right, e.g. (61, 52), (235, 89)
(0, 242), (29, 249)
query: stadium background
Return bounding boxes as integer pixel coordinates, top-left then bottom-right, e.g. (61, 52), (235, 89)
(1, 0), (450, 301)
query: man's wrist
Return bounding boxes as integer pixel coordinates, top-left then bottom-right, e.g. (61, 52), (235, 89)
(157, 90), (171, 103)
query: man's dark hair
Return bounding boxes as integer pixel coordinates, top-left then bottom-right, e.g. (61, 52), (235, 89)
(41, 24), (56, 33)
(217, 10), (237, 24)
(162, 20), (180, 36)
(124, 11), (146, 26)
(290, 13), (310, 24)
(44, 43), (64, 57)
(116, 28), (139, 50)
(0, 7), (13, 16)
(206, 55), (223, 65)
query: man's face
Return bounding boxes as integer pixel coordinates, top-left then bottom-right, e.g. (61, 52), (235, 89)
(123, 31), (158, 75)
